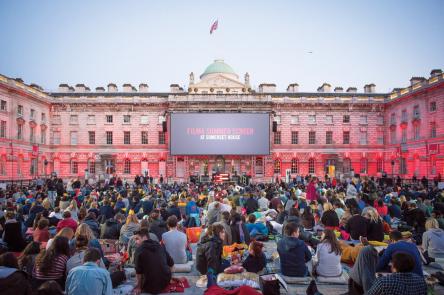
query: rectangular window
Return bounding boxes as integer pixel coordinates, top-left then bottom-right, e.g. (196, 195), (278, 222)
(390, 113), (396, 124)
(360, 131), (367, 145)
(390, 129), (396, 144)
(158, 131), (166, 144)
(87, 115), (95, 124)
(430, 101), (437, 112)
(71, 161), (78, 174)
(308, 115), (316, 124)
(124, 160), (131, 174)
(401, 110), (407, 122)
(89, 131), (95, 144)
(343, 115), (350, 123)
(123, 115), (131, 123)
(30, 109), (35, 120)
(401, 129), (407, 143)
(400, 158), (407, 175)
(52, 131), (61, 145)
(0, 121), (6, 138)
(0, 100), (6, 111)
(325, 115), (333, 124)
(141, 131), (148, 144)
(360, 115), (367, 125)
(291, 115), (299, 125)
(309, 131), (316, 144)
(41, 129), (46, 144)
(291, 131), (298, 144)
(377, 131), (384, 144)
(41, 113), (46, 123)
(52, 115), (61, 125)
(17, 105), (23, 116)
(377, 116), (384, 125)
(124, 131), (131, 144)
(17, 124), (23, 140)
(70, 131), (78, 145)
(140, 115), (149, 125)
(343, 131), (350, 144)
(106, 131), (113, 144)
(88, 160), (96, 174)
(30, 127), (35, 143)
(414, 124), (420, 140)
(431, 123), (437, 138)
(413, 105), (420, 118)
(70, 115), (78, 124)
(326, 131), (333, 144)
(274, 131), (281, 144)
(377, 159), (383, 173)
(106, 115), (113, 123)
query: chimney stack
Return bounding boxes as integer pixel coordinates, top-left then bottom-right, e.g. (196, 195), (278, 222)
(286, 83), (299, 93)
(317, 83), (331, 93)
(430, 69), (443, 78)
(95, 87), (105, 93)
(258, 83), (276, 93)
(409, 77), (426, 86)
(58, 83), (70, 92)
(364, 83), (376, 93)
(75, 84), (86, 92)
(123, 83), (136, 92)
(334, 87), (343, 93)
(107, 83), (118, 92)
(346, 87), (357, 93)
(139, 83), (149, 92)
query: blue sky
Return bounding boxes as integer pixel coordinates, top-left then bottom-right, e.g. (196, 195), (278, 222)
(0, 0), (443, 92)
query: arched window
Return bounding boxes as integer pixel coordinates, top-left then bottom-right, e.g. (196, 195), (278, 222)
(343, 158), (351, 173)
(291, 158), (299, 174)
(360, 158), (368, 174)
(274, 159), (281, 174)
(308, 158), (315, 174)
(124, 159), (131, 174)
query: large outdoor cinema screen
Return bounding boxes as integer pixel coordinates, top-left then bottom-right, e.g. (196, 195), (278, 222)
(170, 113), (270, 155)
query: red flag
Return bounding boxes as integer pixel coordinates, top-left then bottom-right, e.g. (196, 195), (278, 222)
(210, 20), (218, 34)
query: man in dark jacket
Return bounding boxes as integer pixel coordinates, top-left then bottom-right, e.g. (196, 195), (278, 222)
(134, 228), (174, 295)
(277, 222), (311, 277)
(0, 252), (32, 295)
(345, 207), (369, 241)
(82, 212), (100, 238)
(196, 232), (224, 275)
(98, 200), (114, 223)
(100, 213), (124, 239)
(245, 195), (259, 215)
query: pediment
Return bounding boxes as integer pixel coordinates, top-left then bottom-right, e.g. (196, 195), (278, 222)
(194, 74), (245, 89)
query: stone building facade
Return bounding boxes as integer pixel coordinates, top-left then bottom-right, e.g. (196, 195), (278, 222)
(0, 60), (443, 182)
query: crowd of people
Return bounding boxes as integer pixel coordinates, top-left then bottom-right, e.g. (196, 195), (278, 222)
(0, 173), (443, 295)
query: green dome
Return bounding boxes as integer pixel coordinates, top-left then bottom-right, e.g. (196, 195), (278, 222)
(200, 59), (237, 78)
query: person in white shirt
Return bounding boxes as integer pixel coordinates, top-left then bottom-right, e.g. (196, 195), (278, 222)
(258, 193), (270, 211)
(314, 229), (342, 277)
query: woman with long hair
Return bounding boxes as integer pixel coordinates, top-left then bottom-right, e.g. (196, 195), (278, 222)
(18, 241), (41, 277)
(33, 236), (70, 288)
(362, 207), (384, 242)
(314, 229), (342, 277)
(46, 227), (74, 250)
(196, 224), (226, 276)
(65, 200), (78, 221)
(71, 223), (103, 257)
(119, 213), (140, 245)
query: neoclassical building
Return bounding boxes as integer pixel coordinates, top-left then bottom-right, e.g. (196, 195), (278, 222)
(0, 60), (443, 182)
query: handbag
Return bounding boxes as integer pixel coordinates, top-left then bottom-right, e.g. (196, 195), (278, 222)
(259, 274), (287, 295)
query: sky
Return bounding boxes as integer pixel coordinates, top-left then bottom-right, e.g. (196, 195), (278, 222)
(0, 0), (443, 93)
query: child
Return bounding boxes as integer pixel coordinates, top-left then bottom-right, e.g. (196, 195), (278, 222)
(242, 241), (266, 273)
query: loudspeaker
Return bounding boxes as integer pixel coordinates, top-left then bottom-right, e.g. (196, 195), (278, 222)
(272, 121), (277, 132)
(162, 121), (167, 132)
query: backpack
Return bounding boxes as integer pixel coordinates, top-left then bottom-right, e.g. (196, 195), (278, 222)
(195, 243), (208, 275)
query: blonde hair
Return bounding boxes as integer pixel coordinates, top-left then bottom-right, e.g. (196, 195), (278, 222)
(399, 195), (407, 204)
(126, 214), (139, 225)
(42, 198), (51, 210)
(70, 200), (78, 210)
(75, 223), (95, 240)
(426, 218), (440, 231)
(363, 207), (380, 223)
(323, 202), (334, 212)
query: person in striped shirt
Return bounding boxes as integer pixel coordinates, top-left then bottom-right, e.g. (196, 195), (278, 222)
(33, 235), (70, 289)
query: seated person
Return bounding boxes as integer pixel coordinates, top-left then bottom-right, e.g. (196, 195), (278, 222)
(277, 222), (311, 277)
(421, 217), (444, 263)
(320, 203), (339, 229)
(345, 207), (369, 241)
(376, 230), (423, 276)
(134, 228), (174, 295)
(33, 218), (50, 243)
(245, 214), (268, 238)
(242, 241), (266, 273)
(348, 245), (378, 294)
(0, 252), (32, 295)
(314, 229), (342, 277)
(367, 252), (427, 295)
(161, 215), (188, 264)
(362, 207), (384, 242)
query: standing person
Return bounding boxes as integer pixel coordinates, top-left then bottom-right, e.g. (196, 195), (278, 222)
(161, 216), (188, 264)
(306, 178), (317, 202)
(313, 229), (342, 277)
(65, 248), (113, 295)
(34, 236), (70, 288)
(367, 252), (427, 295)
(133, 228), (174, 295)
(277, 222), (311, 277)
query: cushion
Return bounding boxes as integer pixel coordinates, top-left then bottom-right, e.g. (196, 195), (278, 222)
(280, 274), (312, 284)
(316, 272), (349, 284)
(172, 261), (194, 273)
(217, 272), (260, 288)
